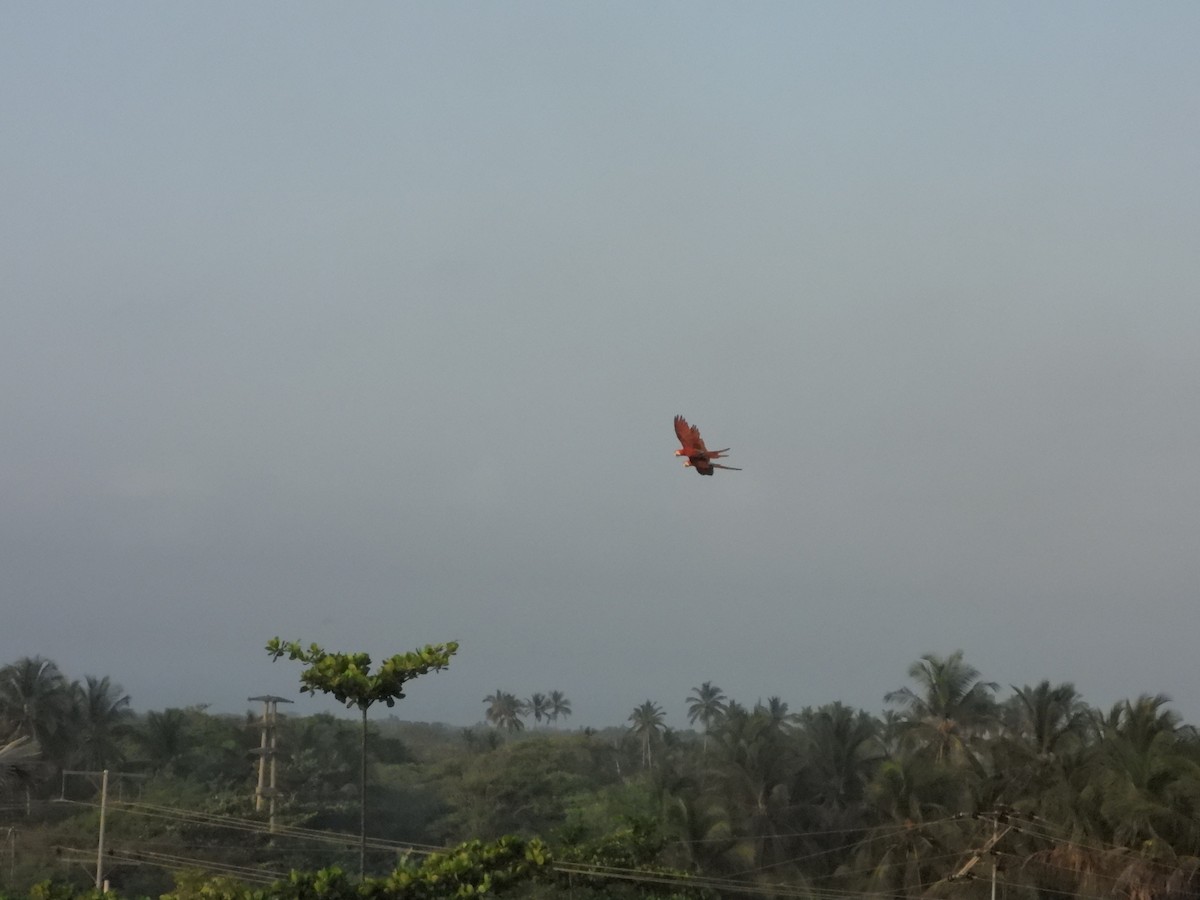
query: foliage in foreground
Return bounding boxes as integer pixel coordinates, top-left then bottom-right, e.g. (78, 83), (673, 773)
(14, 838), (551, 900)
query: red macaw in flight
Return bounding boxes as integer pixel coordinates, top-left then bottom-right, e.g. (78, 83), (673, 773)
(674, 415), (742, 475)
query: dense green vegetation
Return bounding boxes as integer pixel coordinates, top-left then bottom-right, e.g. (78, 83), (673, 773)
(4, 651), (1200, 899)
(265, 638), (458, 878)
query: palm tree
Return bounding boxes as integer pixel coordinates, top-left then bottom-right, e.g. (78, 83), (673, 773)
(1098, 693), (1181, 754)
(1091, 694), (1197, 847)
(71, 675), (133, 770)
(1005, 680), (1090, 760)
(687, 682), (727, 754)
(137, 708), (190, 775)
(790, 703), (883, 881)
(992, 679), (1093, 811)
(884, 650), (998, 765)
(0, 736), (40, 791)
(628, 700), (666, 769)
(483, 690), (526, 733)
(526, 693), (550, 727)
(547, 691), (572, 728)
(1024, 694), (1200, 900)
(796, 702), (883, 811)
(0, 657), (73, 770)
(853, 752), (971, 898)
(757, 696), (794, 729)
(707, 701), (805, 873)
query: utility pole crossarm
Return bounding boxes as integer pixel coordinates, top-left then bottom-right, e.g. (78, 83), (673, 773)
(950, 823), (1011, 881)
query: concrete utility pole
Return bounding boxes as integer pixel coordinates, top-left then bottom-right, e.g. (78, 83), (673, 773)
(61, 769), (146, 893)
(248, 695), (292, 833)
(95, 769), (108, 891)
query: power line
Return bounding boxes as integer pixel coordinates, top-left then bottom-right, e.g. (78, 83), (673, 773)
(52, 793), (1200, 900)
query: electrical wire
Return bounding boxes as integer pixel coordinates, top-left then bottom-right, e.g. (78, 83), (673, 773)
(48, 793), (1200, 900)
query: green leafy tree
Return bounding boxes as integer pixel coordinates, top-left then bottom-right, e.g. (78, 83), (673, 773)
(160, 836), (550, 900)
(184, 707), (258, 788)
(278, 712), (360, 803)
(136, 708), (191, 775)
(267, 637), (457, 877)
(433, 735), (607, 841)
(461, 726), (502, 754)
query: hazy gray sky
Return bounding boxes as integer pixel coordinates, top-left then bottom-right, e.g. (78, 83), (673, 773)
(3, 4), (1199, 729)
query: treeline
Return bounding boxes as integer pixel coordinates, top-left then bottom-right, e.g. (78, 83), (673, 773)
(4, 651), (1200, 900)
(0, 658), (132, 776)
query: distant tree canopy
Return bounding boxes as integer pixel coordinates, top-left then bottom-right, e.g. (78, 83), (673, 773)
(5, 649), (1200, 900)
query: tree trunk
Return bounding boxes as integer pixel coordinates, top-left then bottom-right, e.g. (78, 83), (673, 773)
(359, 705), (367, 879)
